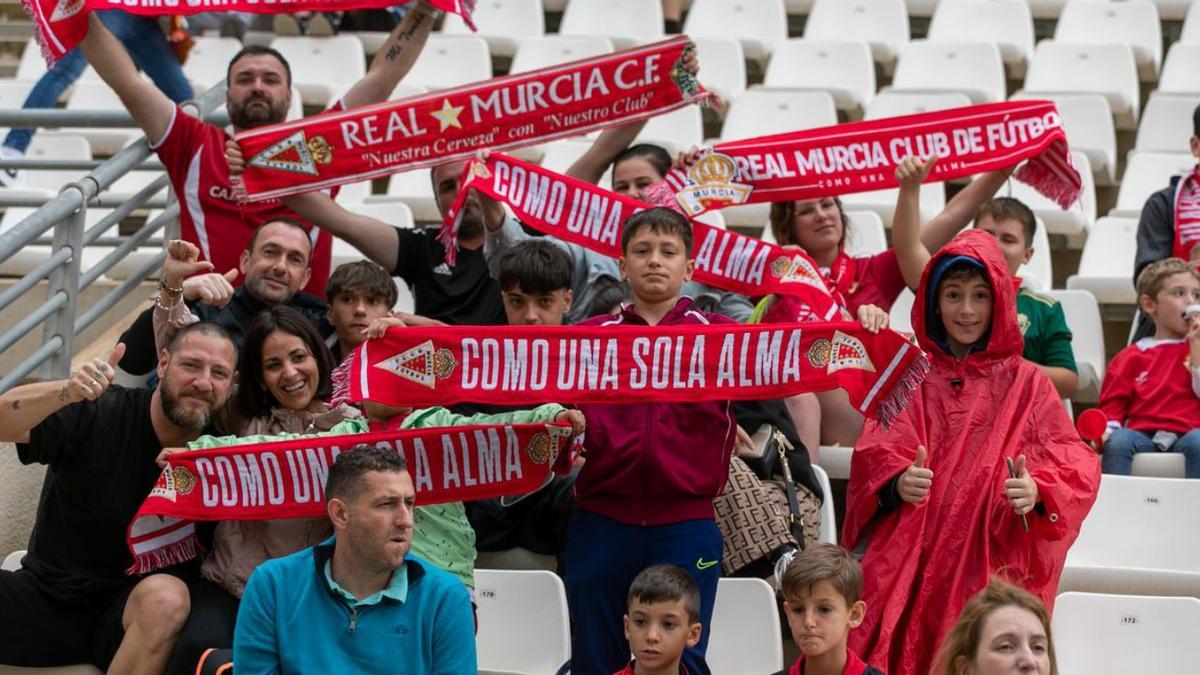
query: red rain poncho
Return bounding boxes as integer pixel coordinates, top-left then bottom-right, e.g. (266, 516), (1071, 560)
(842, 230), (1100, 675)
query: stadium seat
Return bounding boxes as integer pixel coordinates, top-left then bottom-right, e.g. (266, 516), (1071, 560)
(1158, 43), (1200, 95)
(1153, 0), (1194, 21)
(0, 207), (150, 280)
(1059, 475), (1200, 597)
(0, 133), (92, 202)
(474, 569), (570, 675)
(1, 550), (23, 571)
(15, 38), (47, 82)
(1025, 0), (1070, 21)
(1053, 592), (1200, 672)
(509, 36), (615, 74)
(927, 0), (1035, 77)
(843, 210), (888, 257)
(785, 0), (816, 14)
(332, 202), (416, 312)
(559, 0), (664, 49)
(683, 0), (788, 67)
(379, 169), (439, 222)
(1066, 216), (1138, 304)
(904, 0), (938, 18)
(182, 37), (243, 95)
(1003, 150), (1097, 239)
(1020, 42), (1140, 130)
(1009, 92), (1116, 186)
(631, 106), (705, 154)
(865, 91), (973, 120)
(1132, 453), (1187, 479)
(401, 36), (492, 90)
(763, 40), (876, 117)
(888, 40), (1006, 104)
(0, 80), (33, 139)
(537, 139), (595, 175)
(841, 182), (945, 230)
(888, 287), (916, 335)
(720, 90), (838, 141)
(63, 82), (140, 155)
(805, 0), (909, 74)
(1016, 217), (1052, 292)
(691, 37), (748, 108)
(812, 464), (837, 544)
(1135, 93), (1200, 156)
(1112, 152), (1194, 218)
(440, 0), (545, 59)
(1044, 289), (1106, 402)
(269, 36), (366, 106)
(1054, 0), (1163, 81)
(706, 578), (784, 675)
(1181, 0), (1200, 44)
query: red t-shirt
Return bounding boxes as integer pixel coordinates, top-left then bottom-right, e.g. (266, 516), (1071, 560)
(762, 249), (908, 323)
(152, 105), (340, 298)
(1099, 338), (1200, 435)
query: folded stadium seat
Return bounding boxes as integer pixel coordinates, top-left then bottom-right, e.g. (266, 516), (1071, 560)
(1003, 151), (1096, 239)
(1157, 43), (1200, 96)
(508, 36), (615, 74)
(683, 0), (788, 69)
(927, 0), (1035, 77)
(378, 168), (439, 223)
(181, 36), (244, 96)
(390, 35), (492, 91)
(865, 90), (973, 119)
(559, 0), (664, 50)
(805, 0), (909, 75)
(1135, 93), (1200, 156)
(474, 570), (570, 675)
(1181, 0), (1200, 43)
(268, 36), (366, 107)
(1015, 217), (1052, 292)
(1111, 151), (1195, 219)
(762, 39), (876, 119)
(1059, 475), (1200, 597)
(0, 207), (144, 281)
(1045, 289), (1106, 403)
(888, 287), (916, 335)
(1054, 0), (1162, 82)
(841, 182), (945, 230)
(706, 578), (784, 675)
(333, 179), (373, 206)
(1053, 593), (1200, 671)
(689, 36), (747, 111)
(1009, 92), (1117, 186)
(1018, 41), (1140, 130)
(62, 82), (141, 156)
(1065, 216), (1138, 305)
(888, 40), (1006, 105)
(440, 0), (545, 59)
(0, 133), (91, 202)
(0, 80), (34, 139)
(15, 37), (46, 83)
(813, 464), (837, 544)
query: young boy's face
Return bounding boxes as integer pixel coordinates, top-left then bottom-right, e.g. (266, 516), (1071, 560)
(937, 273), (994, 356)
(619, 228), (694, 305)
(784, 581), (866, 659)
(623, 598), (702, 672)
(326, 289), (393, 350)
(974, 215), (1032, 276)
(502, 285), (572, 326)
(1142, 272), (1200, 338)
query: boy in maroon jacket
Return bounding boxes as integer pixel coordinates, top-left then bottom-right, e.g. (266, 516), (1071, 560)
(567, 208), (738, 675)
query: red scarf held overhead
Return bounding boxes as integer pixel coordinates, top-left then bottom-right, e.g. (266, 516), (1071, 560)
(234, 37), (713, 202)
(1171, 166), (1200, 263)
(644, 100), (1082, 217)
(25, 0), (473, 65)
(127, 422), (571, 575)
(440, 154), (843, 321)
(340, 324), (929, 425)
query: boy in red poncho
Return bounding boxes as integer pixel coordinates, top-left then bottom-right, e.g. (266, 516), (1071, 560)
(842, 230), (1099, 675)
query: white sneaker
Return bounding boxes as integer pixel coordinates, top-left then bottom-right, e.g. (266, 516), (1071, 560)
(0, 146), (26, 189)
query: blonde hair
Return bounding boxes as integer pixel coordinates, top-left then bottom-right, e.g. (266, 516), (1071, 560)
(932, 577), (1058, 675)
(1136, 258), (1200, 301)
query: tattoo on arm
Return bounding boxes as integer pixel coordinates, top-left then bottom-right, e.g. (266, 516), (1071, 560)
(383, 10), (429, 62)
(59, 386), (69, 401)
(11, 400), (18, 410)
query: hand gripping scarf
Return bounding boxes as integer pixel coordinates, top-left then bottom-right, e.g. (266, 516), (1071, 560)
(27, 0), (473, 65)
(644, 100), (1082, 217)
(235, 36), (714, 202)
(439, 154), (844, 321)
(127, 421), (572, 574)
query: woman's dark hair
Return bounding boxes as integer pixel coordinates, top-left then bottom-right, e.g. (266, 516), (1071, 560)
(236, 306), (334, 420)
(768, 197), (853, 250)
(612, 143), (672, 179)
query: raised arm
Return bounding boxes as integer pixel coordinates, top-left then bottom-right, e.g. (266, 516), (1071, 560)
(891, 156), (938, 290)
(341, 0), (439, 109)
(284, 192), (400, 272)
(566, 121), (649, 185)
(0, 344), (124, 443)
(918, 167), (1011, 254)
(79, 13), (175, 144)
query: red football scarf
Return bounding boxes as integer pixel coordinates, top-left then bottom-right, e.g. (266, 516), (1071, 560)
(235, 36), (713, 202)
(1171, 166), (1200, 263)
(340, 324), (929, 425)
(127, 421), (570, 574)
(439, 154), (843, 320)
(26, 0), (472, 65)
(644, 100), (1081, 217)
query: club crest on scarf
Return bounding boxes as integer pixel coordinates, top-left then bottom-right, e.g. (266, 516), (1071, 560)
(50, 0), (84, 22)
(670, 151), (753, 216)
(375, 340), (459, 388)
(248, 130), (334, 177)
(829, 330), (876, 374)
(148, 465), (198, 503)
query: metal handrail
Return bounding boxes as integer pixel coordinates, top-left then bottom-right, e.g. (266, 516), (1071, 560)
(0, 108), (230, 128)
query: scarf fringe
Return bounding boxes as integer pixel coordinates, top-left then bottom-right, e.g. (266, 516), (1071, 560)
(20, 0), (58, 67)
(1014, 161), (1080, 210)
(127, 535), (197, 576)
(875, 352), (931, 427)
(330, 352), (354, 409)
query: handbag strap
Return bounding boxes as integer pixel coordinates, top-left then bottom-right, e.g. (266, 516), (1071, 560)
(773, 427), (808, 549)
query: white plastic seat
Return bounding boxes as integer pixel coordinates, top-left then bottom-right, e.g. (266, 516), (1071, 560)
(1055, 0), (1163, 81)
(1060, 475), (1200, 597)
(0, 80), (33, 139)
(1184, 1), (1200, 43)
(509, 36), (614, 74)
(1066, 216), (1138, 304)
(865, 90), (972, 119)
(811, 464), (837, 544)
(1158, 43), (1200, 95)
(379, 170), (439, 222)
(269, 36), (366, 106)
(1019, 41), (1140, 130)
(1014, 217), (1052, 292)
(720, 90), (838, 141)
(1009, 92), (1117, 187)
(889, 40), (1006, 104)
(841, 182), (945, 230)
(1131, 453), (1187, 479)
(632, 106), (705, 154)
(0, 207), (148, 280)
(706, 578), (784, 675)
(474, 569), (570, 675)
(1, 550), (24, 571)
(905, 0), (939, 18)
(1112, 152), (1195, 218)
(333, 179), (373, 206)
(401, 36), (492, 90)
(763, 40), (876, 117)
(1026, 0), (1070, 20)
(1135, 93), (1200, 156)
(1154, 0), (1193, 21)
(683, 0), (788, 67)
(1044, 289), (1105, 401)
(15, 38), (48, 82)
(559, 0), (664, 49)
(842, 210), (888, 257)
(691, 37), (748, 107)
(805, 0), (909, 73)
(888, 287), (916, 335)
(0, 134), (92, 201)
(334, 202), (416, 313)
(928, 0), (1034, 76)
(182, 37), (243, 94)
(63, 82), (140, 155)
(1002, 150), (1096, 239)
(1053, 593), (1200, 672)
(440, 0), (544, 58)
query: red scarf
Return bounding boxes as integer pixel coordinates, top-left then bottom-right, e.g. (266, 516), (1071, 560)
(235, 37), (713, 202)
(25, 0), (472, 65)
(339, 324), (928, 425)
(1171, 166), (1200, 262)
(127, 422), (570, 574)
(440, 154), (843, 320)
(644, 100), (1081, 217)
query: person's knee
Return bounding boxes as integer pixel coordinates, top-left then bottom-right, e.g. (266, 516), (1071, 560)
(1173, 430), (1200, 455)
(128, 575), (190, 635)
(1104, 427), (1140, 453)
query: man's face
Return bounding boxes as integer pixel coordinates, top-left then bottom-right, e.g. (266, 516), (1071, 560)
(338, 470), (416, 572)
(227, 54), (291, 129)
(623, 599), (701, 671)
(502, 285), (572, 326)
(240, 221), (312, 304)
(975, 215), (1033, 276)
(433, 161), (484, 239)
(157, 332), (237, 431)
(327, 289), (393, 350)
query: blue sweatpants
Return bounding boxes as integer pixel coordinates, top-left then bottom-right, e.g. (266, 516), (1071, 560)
(564, 510), (722, 675)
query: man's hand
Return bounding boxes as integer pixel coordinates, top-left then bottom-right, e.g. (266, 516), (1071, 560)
(1005, 455), (1039, 516)
(897, 445), (932, 504)
(226, 139), (245, 177)
(856, 304), (889, 334)
(554, 409), (587, 437)
(156, 447), (187, 469)
(165, 240), (238, 308)
(895, 155), (938, 192)
(67, 343), (125, 403)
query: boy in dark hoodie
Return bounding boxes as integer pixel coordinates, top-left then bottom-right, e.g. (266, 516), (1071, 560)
(841, 231), (1099, 675)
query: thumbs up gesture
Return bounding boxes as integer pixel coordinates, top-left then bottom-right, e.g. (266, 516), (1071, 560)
(68, 343), (126, 402)
(898, 445), (933, 504)
(163, 240), (239, 308)
(1005, 455), (1039, 516)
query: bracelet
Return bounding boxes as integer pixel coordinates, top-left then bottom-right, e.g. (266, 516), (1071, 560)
(153, 292), (177, 312)
(159, 277), (184, 295)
